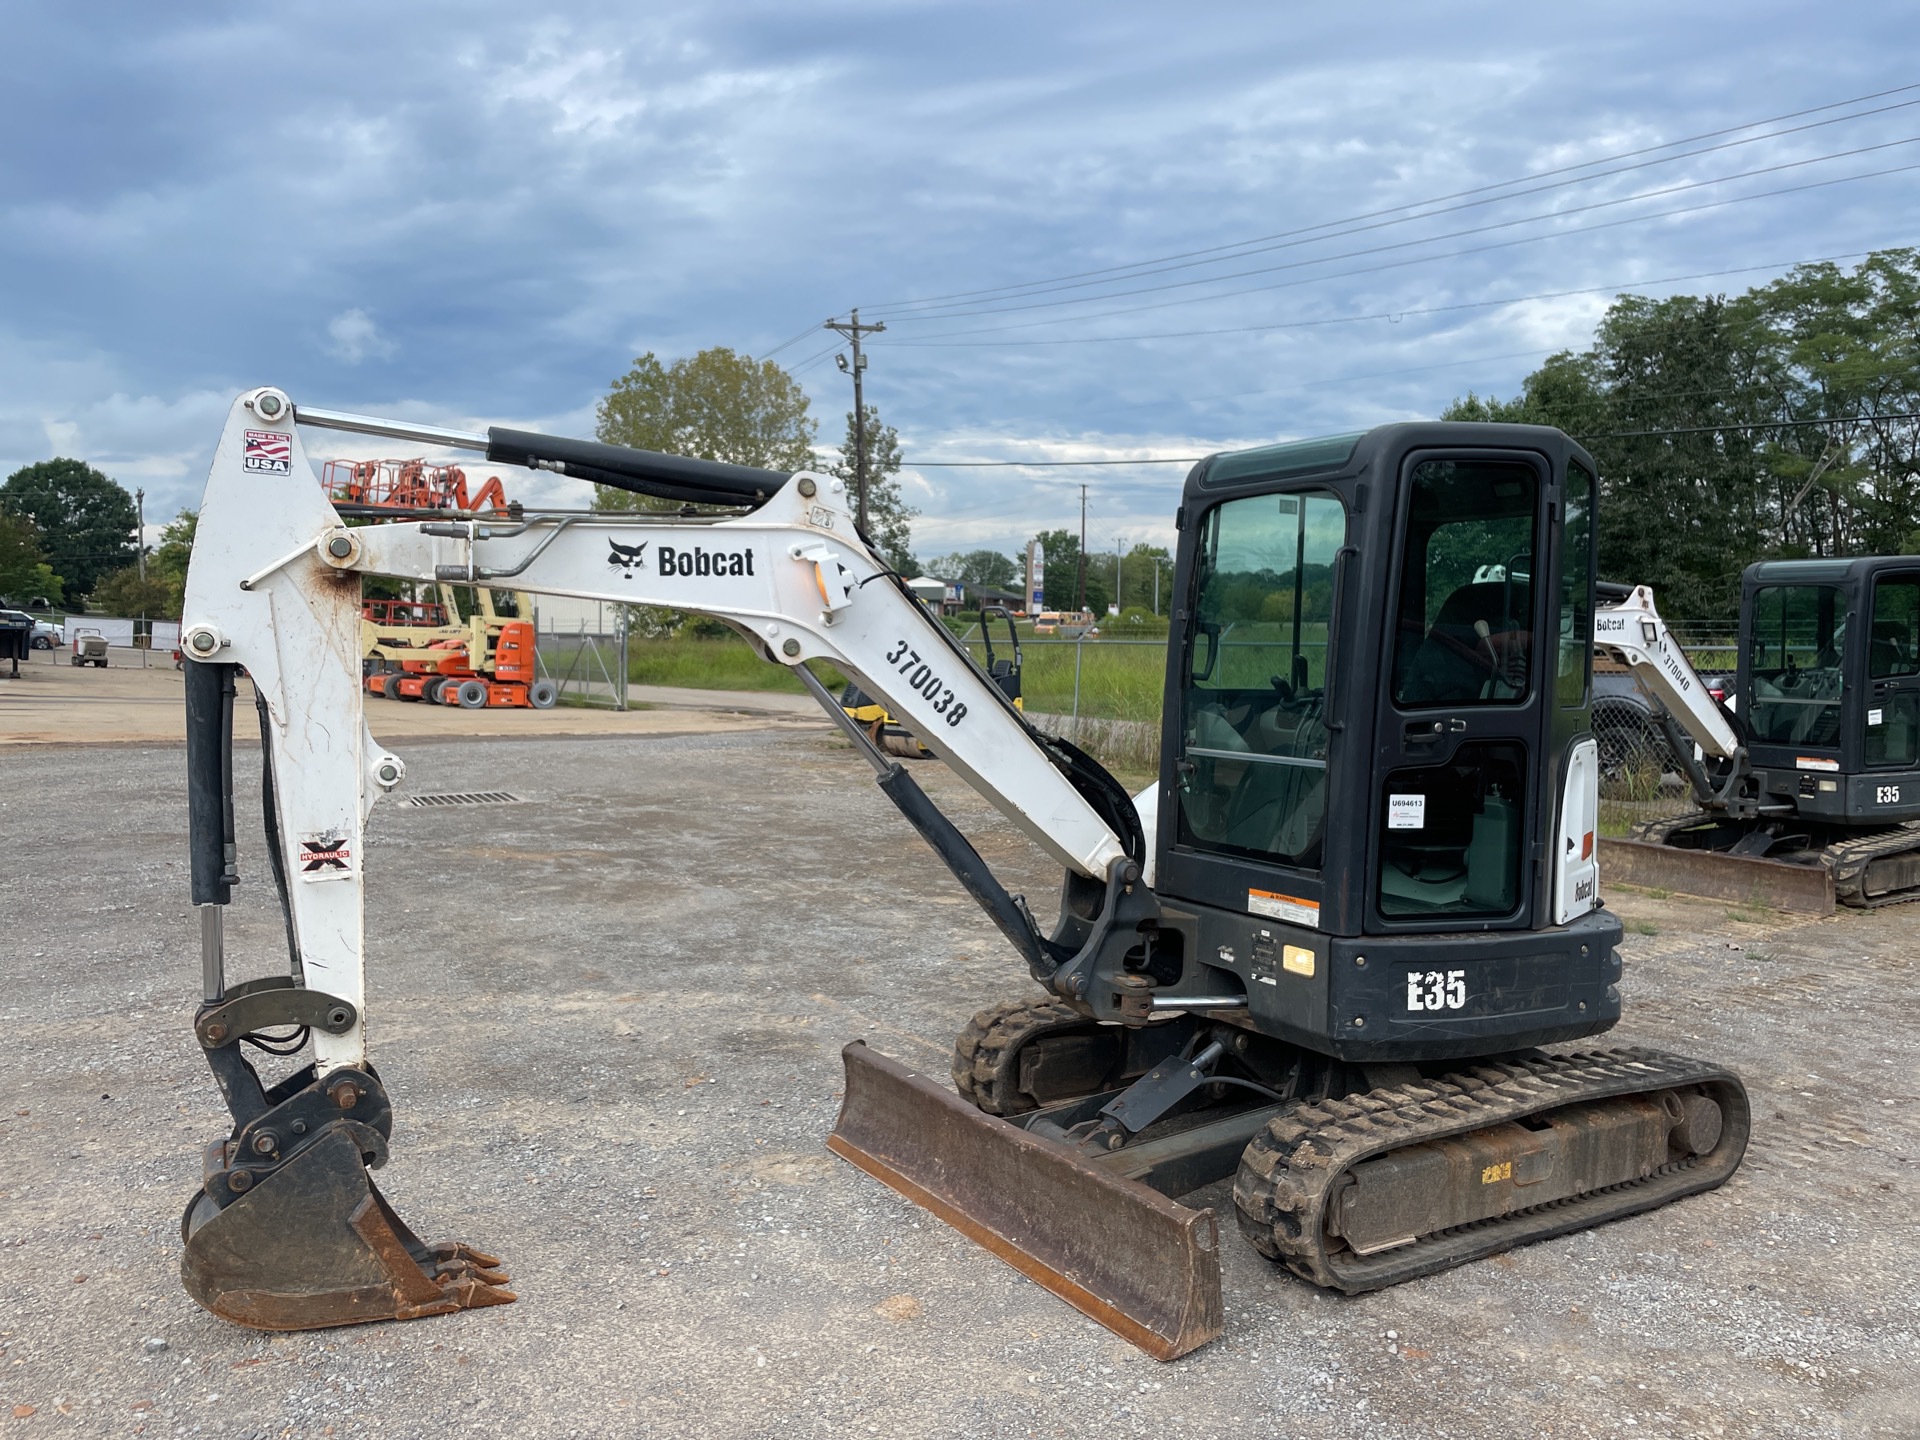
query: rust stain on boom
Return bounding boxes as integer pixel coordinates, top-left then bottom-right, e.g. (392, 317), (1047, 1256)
(826, 1041), (1223, 1361)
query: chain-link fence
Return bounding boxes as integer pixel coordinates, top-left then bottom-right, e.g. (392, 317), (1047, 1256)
(1593, 625), (1731, 837)
(534, 626), (628, 709)
(950, 632), (1166, 776)
(1593, 702), (1698, 838)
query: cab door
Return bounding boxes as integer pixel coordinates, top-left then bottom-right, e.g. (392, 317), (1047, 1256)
(1370, 451), (1551, 932)
(1865, 570), (1920, 775)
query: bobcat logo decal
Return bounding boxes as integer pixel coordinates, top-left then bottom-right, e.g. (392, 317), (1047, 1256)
(607, 539), (649, 576)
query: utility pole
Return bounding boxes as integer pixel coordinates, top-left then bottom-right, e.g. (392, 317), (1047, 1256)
(1152, 556), (1163, 616)
(1076, 483), (1088, 612)
(1115, 536), (1123, 616)
(824, 309), (886, 533)
(135, 488), (146, 580)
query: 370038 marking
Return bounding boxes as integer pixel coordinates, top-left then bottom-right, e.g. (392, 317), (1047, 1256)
(882, 638), (968, 727)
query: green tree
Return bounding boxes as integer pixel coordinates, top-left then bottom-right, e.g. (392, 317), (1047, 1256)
(0, 458), (138, 607)
(1441, 250), (1920, 618)
(1032, 529), (1082, 610)
(0, 512), (63, 606)
(826, 403), (918, 576)
(1117, 542), (1172, 613)
(594, 347), (818, 515)
(151, 510), (197, 584)
(90, 566), (180, 621)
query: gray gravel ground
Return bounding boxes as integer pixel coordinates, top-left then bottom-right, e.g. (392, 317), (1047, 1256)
(2, 729), (1917, 1439)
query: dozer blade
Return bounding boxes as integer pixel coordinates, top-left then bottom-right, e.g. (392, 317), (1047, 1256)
(181, 1126), (515, 1331)
(827, 1041), (1223, 1360)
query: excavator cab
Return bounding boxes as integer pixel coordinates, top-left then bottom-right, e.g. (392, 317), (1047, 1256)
(1158, 424), (1611, 1009)
(1737, 556), (1920, 822)
(843, 425), (1744, 1355)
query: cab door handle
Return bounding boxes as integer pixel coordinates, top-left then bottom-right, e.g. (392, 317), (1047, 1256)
(1404, 718), (1468, 745)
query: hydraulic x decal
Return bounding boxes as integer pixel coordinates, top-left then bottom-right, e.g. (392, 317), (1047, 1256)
(607, 539), (649, 576)
(242, 429), (292, 476)
(298, 831), (353, 881)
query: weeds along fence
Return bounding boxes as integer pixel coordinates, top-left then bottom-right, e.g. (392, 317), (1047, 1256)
(1593, 705), (1700, 839)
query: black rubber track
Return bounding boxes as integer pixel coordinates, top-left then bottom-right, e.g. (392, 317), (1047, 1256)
(950, 997), (1093, 1116)
(1232, 1046), (1749, 1294)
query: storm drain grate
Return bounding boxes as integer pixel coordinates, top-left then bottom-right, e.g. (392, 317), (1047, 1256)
(399, 791), (527, 809)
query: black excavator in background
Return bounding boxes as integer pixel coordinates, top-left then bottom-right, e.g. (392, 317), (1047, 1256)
(1624, 556), (1920, 907)
(1473, 552), (1920, 912)
(175, 397), (1749, 1359)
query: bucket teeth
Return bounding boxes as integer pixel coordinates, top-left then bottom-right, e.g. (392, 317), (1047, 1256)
(182, 1124), (515, 1331)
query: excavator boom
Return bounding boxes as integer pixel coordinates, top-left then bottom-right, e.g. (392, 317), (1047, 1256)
(177, 388), (1183, 1336)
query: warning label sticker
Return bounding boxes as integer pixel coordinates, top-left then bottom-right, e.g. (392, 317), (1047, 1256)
(243, 429), (292, 475)
(298, 831), (353, 880)
(1248, 888), (1319, 929)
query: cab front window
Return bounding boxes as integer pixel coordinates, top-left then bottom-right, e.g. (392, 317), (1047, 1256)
(1177, 490), (1346, 870)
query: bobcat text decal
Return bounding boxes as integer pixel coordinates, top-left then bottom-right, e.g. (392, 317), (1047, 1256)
(659, 545), (755, 578)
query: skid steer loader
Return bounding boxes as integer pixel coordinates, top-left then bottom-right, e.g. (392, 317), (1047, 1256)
(172, 391), (1748, 1357)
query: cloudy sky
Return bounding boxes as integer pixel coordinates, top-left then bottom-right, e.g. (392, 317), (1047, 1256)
(4, 2), (1917, 561)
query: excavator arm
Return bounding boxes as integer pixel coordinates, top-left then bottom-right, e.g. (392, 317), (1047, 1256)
(175, 387), (1154, 1332)
(1594, 583), (1749, 811)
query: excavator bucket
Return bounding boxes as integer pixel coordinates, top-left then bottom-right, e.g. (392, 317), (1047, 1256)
(181, 1126), (515, 1331)
(827, 1042), (1223, 1360)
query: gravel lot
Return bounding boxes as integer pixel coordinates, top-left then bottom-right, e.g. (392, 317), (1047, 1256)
(2, 729), (1916, 1438)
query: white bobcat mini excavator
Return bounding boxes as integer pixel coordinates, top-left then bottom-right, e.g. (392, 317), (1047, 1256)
(175, 390), (1748, 1358)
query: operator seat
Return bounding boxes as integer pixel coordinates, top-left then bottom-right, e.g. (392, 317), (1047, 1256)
(1396, 582), (1532, 706)
(1870, 620), (1912, 678)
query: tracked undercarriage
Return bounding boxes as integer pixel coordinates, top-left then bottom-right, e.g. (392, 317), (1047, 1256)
(831, 998), (1749, 1356)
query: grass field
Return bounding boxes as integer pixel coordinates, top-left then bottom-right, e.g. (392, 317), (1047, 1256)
(618, 632), (1170, 720)
(622, 634), (847, 693)
(612, 629), (1729, 799)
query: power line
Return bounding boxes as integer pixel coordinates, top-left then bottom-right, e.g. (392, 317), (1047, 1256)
(860, 83), (1920, 314)
(909, 413), (1920, 472)
(874, 107), (1920, 323)
(788, 339), (846, 377)
(759, 321), (833, 361)
(913, 456), (1200, 468)
(883, 235), (1914, 349)
(878, 149), (1920, 339)
(1576, 411), (1920, 440)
